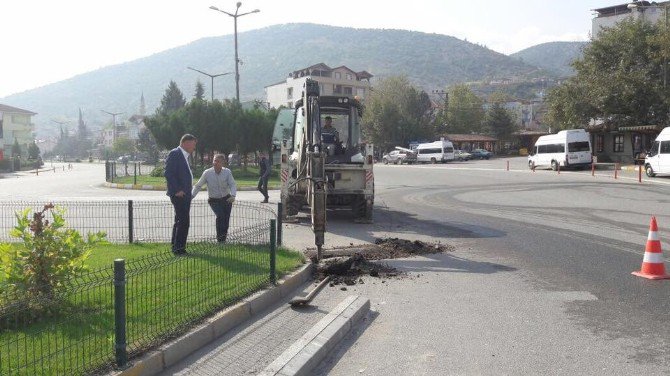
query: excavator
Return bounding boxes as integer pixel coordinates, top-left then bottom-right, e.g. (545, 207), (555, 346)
(277, 79), (374, 260)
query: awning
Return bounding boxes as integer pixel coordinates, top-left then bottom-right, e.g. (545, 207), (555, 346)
(617, 125), (661, 132)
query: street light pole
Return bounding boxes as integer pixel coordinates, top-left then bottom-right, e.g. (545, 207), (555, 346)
(101, 110), (124, 144)
(210, 2), (260, 103)
(187, 66), (233, 101)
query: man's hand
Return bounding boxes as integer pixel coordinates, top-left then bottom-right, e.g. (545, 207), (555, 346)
(227, 196), (235, 203)
(175, 191), (185, 198)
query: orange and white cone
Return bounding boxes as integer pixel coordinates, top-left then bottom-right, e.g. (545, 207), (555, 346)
(632, 216), (670, 280)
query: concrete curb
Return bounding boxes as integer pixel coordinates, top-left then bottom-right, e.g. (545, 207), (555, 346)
(259, 295), (371, 376)
(112, 262), (315, 376)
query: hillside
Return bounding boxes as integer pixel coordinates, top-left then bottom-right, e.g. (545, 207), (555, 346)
(511, 41), (587, 77)
(2, 23), (548, 137)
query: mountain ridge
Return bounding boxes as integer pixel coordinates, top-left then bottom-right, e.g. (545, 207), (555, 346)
(1, 23), (571, 137)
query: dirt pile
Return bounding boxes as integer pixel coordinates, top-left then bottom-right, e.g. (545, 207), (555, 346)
(313, 238), (453, 286)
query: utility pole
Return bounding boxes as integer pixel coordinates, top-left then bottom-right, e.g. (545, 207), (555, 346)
(187, 66), (233, 101)
(210, 2), (260, 103)
(101, 110), (124, 144)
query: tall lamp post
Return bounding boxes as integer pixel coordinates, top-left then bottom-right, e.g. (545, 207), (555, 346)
(628, 2), (669, 88)
(101, 110), (124, 144)
(187, 66), (233, 101)
(209, 2), (260, 103)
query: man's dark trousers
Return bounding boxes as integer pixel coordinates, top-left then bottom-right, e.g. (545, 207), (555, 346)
(208, 198), (232, 242)
(257, 176), (269, 201)
(170, 195), (191, 253)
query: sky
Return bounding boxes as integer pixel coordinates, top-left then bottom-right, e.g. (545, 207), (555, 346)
(0, 0), (618, 99)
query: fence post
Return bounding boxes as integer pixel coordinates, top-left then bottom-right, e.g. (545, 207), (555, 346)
(506, 160), (509, 171)
(128, 200), (134, 244)
(639, 164), (642, 183)
(615, 163), (619, 179)
(133, 163), (137, 186)
(276, 203), (283, 246)
(270, 219), (276, 285)
(114, 259), (128, 369)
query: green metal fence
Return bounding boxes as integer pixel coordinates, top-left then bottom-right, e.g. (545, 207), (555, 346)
(0, 200), (276, 244)
(0, 209), (281, 375)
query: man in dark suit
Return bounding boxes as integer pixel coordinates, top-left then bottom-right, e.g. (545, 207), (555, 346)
(165, 134), (197, 255)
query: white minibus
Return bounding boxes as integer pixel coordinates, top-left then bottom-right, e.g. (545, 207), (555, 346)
(644, 127), (670, 177)
(416, 139), (455, 163)
(528, 129), (592, 170)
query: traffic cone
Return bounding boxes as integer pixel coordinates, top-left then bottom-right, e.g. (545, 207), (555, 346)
(632, 216), (670, 280)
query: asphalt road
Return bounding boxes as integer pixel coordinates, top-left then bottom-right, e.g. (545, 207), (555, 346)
(3, 158), (670, 374)
(281, 157), (670, 375)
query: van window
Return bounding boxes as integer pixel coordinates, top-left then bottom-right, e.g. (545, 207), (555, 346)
(649, 141), (660, 156)
(660, 141), (670, 154)
(445, 146), (454, 152)
(538, 143), (564, 153)
(419, 148), (442, 154)
(568, 142), (590, 152)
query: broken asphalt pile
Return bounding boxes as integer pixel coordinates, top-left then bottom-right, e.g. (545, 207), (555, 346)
(313, 238), (454, 287)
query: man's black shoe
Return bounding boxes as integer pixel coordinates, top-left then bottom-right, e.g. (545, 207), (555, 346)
(261, 199), (269, 203)
(172, 249), (187, 256)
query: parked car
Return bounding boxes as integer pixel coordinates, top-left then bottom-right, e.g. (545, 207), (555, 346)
(454, 149), (471, 161)
(470, 149), (493, 160)
(382, 148), (416, 165)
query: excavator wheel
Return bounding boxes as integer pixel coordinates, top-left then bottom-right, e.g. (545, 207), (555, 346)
(352, 196), (373, 223)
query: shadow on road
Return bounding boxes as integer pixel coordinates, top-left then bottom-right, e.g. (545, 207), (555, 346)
(306, 205), (507, 246)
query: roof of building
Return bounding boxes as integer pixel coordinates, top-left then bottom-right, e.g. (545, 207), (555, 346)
(0, 103), (37, 115)
(443, 134), (498, 142)
(290, 63), (373, 81)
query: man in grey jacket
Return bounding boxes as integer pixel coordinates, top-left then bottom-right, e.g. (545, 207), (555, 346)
(192, 154), (237, 243)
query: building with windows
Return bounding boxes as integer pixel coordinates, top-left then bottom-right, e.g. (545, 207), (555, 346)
(265, 63), (373, 109)
(0, 104), (37, 160)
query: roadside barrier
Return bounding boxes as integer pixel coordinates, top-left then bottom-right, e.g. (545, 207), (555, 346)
(632, 216), (670, 280)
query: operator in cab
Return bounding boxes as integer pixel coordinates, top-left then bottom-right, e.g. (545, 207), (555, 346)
(321, 116), (341, 156)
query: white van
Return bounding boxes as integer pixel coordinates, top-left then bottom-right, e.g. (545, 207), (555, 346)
(644, 127), (670, 177)
(528, 129), (592, 170)
(416, 139), (455, 163)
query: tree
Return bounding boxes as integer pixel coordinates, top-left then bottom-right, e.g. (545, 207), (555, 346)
(362, 75), (434, 152)
(484, 103), (517, 141)
(11, 139), (21, 158)
(546, 18), (668, 130)
(28, 141), (40, 160)
(446, 84), (485, 134)
(194, 80), (205, 101)
(136, 127), (159, 164)
(112, 137), (135, 157)
(157, 80), (186, 116)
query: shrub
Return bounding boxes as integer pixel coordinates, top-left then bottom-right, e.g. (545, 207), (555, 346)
(0, 204), (106, 317)
(150, 165), (165, 177)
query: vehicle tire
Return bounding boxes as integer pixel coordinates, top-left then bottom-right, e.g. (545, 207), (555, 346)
(551, 160), (558, 171)
(394, 159), (399, 165)
(352, 196), (373, 222)
(284, 195), (301, 216)
(383, 158), (388, 165)
(646, 164), (656, 177)
(430, 157), (437, 164)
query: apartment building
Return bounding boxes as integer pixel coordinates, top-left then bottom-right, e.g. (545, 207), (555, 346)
(0, 104), (37, 160)
(592, 1), (670, 38)
(265, 63), (373, 109)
